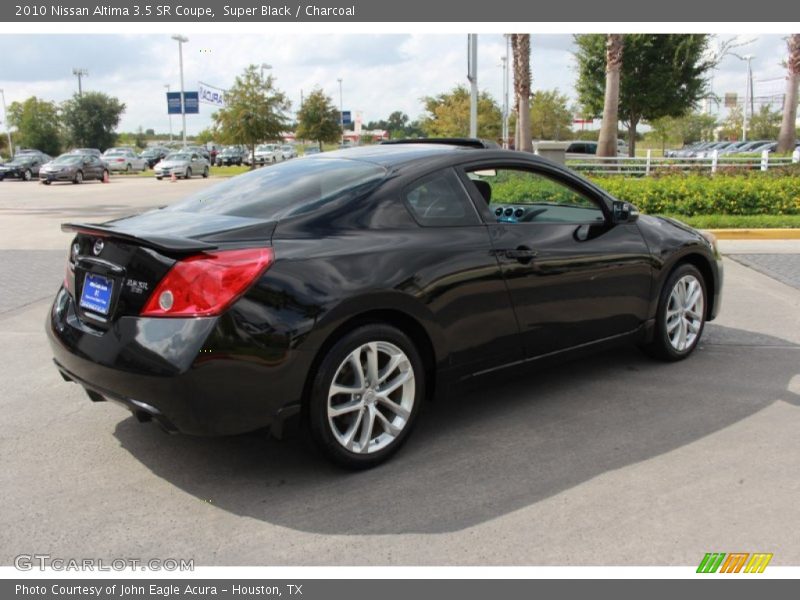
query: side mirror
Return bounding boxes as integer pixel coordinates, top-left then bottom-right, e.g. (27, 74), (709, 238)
(612, 200), (639, 224)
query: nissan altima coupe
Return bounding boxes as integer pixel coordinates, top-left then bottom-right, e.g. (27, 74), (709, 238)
(47, 139), (722, 468)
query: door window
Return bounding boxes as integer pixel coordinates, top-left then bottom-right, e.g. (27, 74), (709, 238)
(465, 167), (605, 224)
(404, 169), (480, 227)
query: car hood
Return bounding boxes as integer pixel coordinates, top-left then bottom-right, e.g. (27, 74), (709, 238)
(158, 159), (190, 168)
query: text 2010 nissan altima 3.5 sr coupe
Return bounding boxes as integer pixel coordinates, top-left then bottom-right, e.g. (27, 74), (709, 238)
(47, 139), (722, 469)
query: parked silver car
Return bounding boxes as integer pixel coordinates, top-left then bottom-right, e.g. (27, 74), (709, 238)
(153, 151), (210, 180)
(102, 148), (147, 173)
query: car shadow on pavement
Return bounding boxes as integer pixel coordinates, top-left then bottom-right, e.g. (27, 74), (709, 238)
(113, 324), (800, 535)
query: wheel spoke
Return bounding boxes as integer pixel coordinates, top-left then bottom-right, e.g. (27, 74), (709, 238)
(357, 407), (376, 452)
(342, 407), (365, 450)
(687, 318), (701, 333)
(667, 315), (681, 333)
(328, 398), (363, 417)
(379, 370), (412, 397)
(365, 342), (379, 385)
(375, 410), (403, 436)
(678, 319), (688, 351)
(377, 395), (410, 420)
(348, 350), (365, 389)
(378, 353), (404, 384)
(330, 382), (363, 397)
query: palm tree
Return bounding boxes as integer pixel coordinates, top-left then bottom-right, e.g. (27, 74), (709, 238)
(511, 34), (532, 152)
(597, 34), (624, 157)
(777, 34), (800, 154)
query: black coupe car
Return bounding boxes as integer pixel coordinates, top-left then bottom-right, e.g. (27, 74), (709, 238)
(47, 140), (722, 468)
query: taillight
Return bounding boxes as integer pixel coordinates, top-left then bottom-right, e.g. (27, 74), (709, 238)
(141, 248), (274, 317)
(64, 245), (76, 295)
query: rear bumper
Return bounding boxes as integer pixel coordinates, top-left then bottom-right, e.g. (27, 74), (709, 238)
(46, 287), (307, 437)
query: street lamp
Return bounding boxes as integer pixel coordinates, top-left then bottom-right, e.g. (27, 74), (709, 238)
(171, 34), (189, 147)
(0, 88), (12, 157)
(260, 63), (272, 79)
(72, 68), (88, 97)
(164, 84), (173, 143)
(732, 53), (756, 142)
(337, 78), (344, 144)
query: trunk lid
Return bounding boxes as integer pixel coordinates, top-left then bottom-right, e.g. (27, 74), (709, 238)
(63, 210), (276, 327)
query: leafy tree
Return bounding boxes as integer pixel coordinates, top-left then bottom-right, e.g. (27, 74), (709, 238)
(647, 112), (717, 152)
(61, 92), (125, 151)
(529, 89), (573, 140)
(719, 105), (743, 140)
(749, 105), (783, 140)
(575, 34), (714, 155)
(212, 65), (291, 167)
(777, 34), (800, 152)
(597, 34), (624, 157)
(7, 97), (62, 155)
(420, 86), (502, 140)
(194, 128), (216, 145)
(295, 88), (341, 149)
(386, 111), (410, 138)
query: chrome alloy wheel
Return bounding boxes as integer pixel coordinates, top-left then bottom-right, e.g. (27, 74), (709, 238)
(327, 341), (415, 454)
(666, 274), (705, 352)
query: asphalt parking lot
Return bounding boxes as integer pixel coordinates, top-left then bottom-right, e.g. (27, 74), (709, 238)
(1, 178), (799, 566)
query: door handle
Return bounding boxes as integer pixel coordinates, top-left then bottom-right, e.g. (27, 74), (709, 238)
(504, 247), (538, 263)
(505, 246), (539, 260)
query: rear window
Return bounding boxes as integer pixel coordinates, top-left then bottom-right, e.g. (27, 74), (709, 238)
(165, 158), (387, 220)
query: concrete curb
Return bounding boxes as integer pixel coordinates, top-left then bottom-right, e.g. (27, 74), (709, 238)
(707, 229), (800, 240)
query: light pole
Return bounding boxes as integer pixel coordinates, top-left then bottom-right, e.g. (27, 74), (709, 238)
(72, 68), (88, 97)
(171, 34), (189, 147)
(467, 34), (478, 139)
(337, 78), (344, 144)
(733, 53), (756, 141)
(0, 89), (12, 157)
(260, 63), (272, 80)
(164, 84), (173, 143)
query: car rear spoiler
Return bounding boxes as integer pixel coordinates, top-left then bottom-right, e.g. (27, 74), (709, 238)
(61, 223), (218, 254)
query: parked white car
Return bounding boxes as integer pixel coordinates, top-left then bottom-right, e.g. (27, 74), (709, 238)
(281, 144), (297, 160)
(102, 149), (147, 173)
(253, 143), (284, 165)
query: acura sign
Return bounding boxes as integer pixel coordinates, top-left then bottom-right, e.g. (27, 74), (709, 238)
(199, 82), (226, 108)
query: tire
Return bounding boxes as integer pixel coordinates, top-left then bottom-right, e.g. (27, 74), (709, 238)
(23, 169), (32, 182)
(641, 263), (707, 361)
(42, 180), (50, 185)
(125, 164), (132, 174)
(185, 167), (192, 179)
(308, 324), (424, 469)
(73, 170), (83, 184)
(156, 176), (163, 181)
(202, 166), (209, 178)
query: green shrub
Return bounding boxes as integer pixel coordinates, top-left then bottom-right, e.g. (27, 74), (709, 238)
(589, 171), (800, 216)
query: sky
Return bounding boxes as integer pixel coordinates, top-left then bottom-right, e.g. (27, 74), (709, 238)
(0, 33), (793, 136)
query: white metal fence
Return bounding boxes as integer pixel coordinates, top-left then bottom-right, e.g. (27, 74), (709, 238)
(567, 149), (800, 176)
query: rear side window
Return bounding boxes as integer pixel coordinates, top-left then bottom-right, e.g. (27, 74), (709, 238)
(165, 158), (387, 220)
(404, 169), (479, 227)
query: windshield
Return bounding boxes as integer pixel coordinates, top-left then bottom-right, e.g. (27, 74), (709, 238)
(9, 156), (33, 164)
(53, 155), (83, 165)
(165, 153), (190, 161)
(164, 158), (386, 220)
